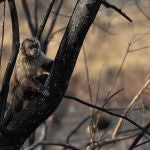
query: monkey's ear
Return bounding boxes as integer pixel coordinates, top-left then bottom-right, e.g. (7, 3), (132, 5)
(19, 41), (26, 56)
(19, 42), (23, 51)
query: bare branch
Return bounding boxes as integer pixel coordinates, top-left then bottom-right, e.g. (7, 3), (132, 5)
(25, 141), (80, 150)
(66, 115), (89, 144)
(22, 0), (36, 36)
(0, 0), (20, 121)
(34, 0), (38, 33)
(129, 121), (150, 150)
(83, 46), (93, 102)
(0, 0), (6, 69)
(95, 135), (136, 148)
(49, 27), (66, 41)
(36, 0), (56, 40)
(112, 78), (150, 138)
(129, 45), (150, 52)
(102, 0), (132, 22)
(43, 0), (64, 53)
(135, 1), (150, 21)
(0, 0), (103, 148)
(51, 10), (71, 18)
(64, 95), (150, 136)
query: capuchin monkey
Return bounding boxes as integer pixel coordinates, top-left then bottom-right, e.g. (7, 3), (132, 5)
(0, 37), (53, 132)
(10, 37), (53, 113)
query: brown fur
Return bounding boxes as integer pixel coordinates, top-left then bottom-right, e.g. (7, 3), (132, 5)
(11, 37), (53, 112)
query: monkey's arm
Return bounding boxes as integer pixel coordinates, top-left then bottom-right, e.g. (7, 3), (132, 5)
(20, 78), (50, 97)
(39, 51), (53, 72)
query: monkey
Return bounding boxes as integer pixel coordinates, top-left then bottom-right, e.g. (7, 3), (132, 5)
(10, 37), (53, 113)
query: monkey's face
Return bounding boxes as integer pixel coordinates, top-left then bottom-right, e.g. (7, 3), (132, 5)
(21, 38), (40, 58)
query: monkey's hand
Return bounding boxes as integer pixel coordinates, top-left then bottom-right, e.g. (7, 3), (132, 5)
(40, 87), (50, 98)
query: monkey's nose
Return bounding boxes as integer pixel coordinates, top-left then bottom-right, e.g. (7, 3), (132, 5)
(31, 49), (38, 56)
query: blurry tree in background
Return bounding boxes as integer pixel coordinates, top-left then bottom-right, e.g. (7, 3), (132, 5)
(0, 0), (150, 149)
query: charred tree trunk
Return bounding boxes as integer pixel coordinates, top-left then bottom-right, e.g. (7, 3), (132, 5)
(0, 0), (102, 149)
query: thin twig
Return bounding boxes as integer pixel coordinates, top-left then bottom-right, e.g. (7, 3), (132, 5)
(104, 88), (124, 106)
(83, 46), (94, 142)
(22, 0), (36, 36)
(112, 78), (150, 138)
(104, 35), (135, 106)
(134, 139), (150, 149)
(103, 49), (128, 106)
(96, 65), (104, 103)
(98, 135), (136, 148)
(66, 116), (89, 144)
(25, 141), (80, 150)
(135, 1), (150, 21)
(129, 45), (150, 52)
(49, 27), (66, 41)
(0, 0), (6, 69)
(45, 0), (64, 41)
(64, 95), (150, 136)
(129, 121), (150, 150)
(82, 46), (93, 102)
(34, 0), (38, 33)
(102, 0), (132, 22)
(86, 135), (136, 149)
(51, 10), (71, 18)
(0, 0), (20, 121)
(36, 0), (56, 40)
(43, 0), (64, 53)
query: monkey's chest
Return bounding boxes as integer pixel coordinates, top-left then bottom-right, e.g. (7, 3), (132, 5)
(16, 60), (40, 79)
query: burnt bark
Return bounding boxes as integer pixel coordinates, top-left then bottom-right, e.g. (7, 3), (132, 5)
(0, 0), (102, 149)
(0, 0), (20, 121)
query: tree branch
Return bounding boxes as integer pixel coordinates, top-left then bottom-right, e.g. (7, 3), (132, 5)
(42, 0), (64, 53)
(129, 121), (150, 150)
(0, 0), (103, 148)
(102, 0), (132, 22)
(22, 0), (36, 36)
(64, 95), (150, 136)
(0, 0), (6, 68)
(25, 141), (80, 150)
(0, 0), (20, 121)
(36, 0), (56, 40)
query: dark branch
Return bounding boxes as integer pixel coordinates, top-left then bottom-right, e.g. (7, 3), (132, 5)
(0, 0), (6, 68)
(49, 27), (66, 41)
(36, 0), (56, 40)
(26, 141), (80, 150)
(66, 116), (89, 144)
(64, 95), (150, 136)
(34, 0), (38, 33)
(0, 0), (20, 121)
(22, 0), (36, 36)
(42, 0), (64, 53)
(129, 121), (150, 150)
(0, 0), (103, 148)
(102, 0), (132, 22)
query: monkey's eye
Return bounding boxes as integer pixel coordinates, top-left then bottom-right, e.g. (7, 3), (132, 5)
(29, 44), (38, 49)
(34, 44), (39, 48)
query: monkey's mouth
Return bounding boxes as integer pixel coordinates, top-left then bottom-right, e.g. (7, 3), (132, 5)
(30, 49), (39, 58)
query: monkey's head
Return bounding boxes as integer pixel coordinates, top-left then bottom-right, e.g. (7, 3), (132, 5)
(20, 37), (41, 58)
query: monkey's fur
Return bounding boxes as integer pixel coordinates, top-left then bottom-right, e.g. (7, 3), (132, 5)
(1, 38), (53, 127)
(11, 37), (53, 112)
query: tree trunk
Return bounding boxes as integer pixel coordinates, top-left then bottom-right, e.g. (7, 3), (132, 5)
(0, 0), (102, 149)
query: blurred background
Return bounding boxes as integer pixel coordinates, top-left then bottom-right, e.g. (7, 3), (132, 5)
(0, 0), (150, 149)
